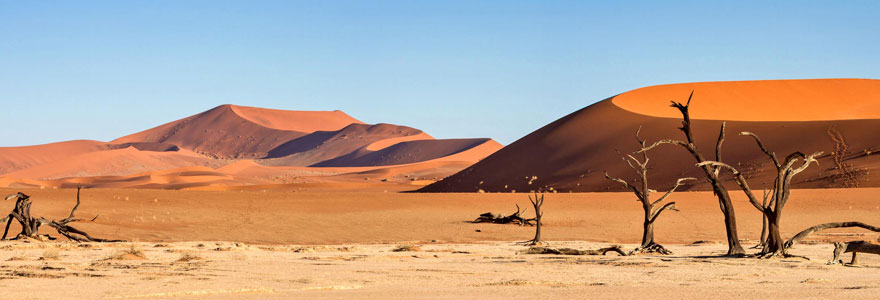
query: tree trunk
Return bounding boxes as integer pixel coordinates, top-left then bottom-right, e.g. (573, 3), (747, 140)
(763, 213), (784, 255)
(641, 219), (655, 248)
(713, 185), (745, 255)
(641, 204), (655, 248)
(533, 209), (542, 243)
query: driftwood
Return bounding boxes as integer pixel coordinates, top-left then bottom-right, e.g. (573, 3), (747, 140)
(520, 246), (627, 256)
(828, 241), (880, 266)
(637, 92), (745, 256)
(785, 222), (880, 249)
(605, 126), (695, 255)
(473, 204), (536, 226)
(1, 187), (123, 242)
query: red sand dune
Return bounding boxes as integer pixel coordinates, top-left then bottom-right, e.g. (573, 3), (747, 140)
(112, 104), (319, 158)
(261, 123), (428, 166)
(3, 146), (224, 180)
(421, 79), (880, 193)
(314, 138), (501, 167)
(0, 140), (109, 174)
(0, 104), (499, 189)
(614, 79), (880, 121)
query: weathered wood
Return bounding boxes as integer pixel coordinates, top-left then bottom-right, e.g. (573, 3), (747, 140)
(521, 246), (627, 256)
(2, 187), (123, 242)
(607, 126), (694, 254)
(701, 130), (822, 258)
(828, 241), (880, 266)
(638, 92), (745, 256)
(472, 204), (537, 226)
(785, 222), (880, 249)
(522, 192), (545, 245)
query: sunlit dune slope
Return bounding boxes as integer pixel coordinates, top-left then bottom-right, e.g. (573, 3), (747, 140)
(0, 140), (110, 174)
(613, 79), (880, 121)
(112, 104), (360, 158)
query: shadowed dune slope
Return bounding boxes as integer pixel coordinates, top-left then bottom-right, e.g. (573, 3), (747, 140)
(314, 138), (502, 167)
(420, 79), (880, 193)
(261, 123), (428, 166)
(112, 104), (361, 159)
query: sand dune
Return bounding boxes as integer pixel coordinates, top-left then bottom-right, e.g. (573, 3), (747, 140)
(262, 123), (428, 166)
(113, 104), (317, 158)
(314, 138), (501, 167)
(4, 146), (225, 180)
(613, 79), (880, 121)
(229, 104), (363, 132)
(421, 79), (880, 192)
(0, 103), (499, 189)
(0, 140), (109, 174)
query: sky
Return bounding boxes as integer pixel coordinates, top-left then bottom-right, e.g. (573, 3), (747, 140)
(1, 1), (878, 146)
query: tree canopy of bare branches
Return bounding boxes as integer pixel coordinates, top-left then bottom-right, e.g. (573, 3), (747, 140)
(637, 92), (745, 256)
(605, 126), (695, 254)
(699, 131), (822, 258)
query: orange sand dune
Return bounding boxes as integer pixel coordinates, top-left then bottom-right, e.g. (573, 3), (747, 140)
(0, 104), (500, 189)
(613, 78), (880, 121)
(228, 104), (363, 132)
(4, 146), (225, 180)
(262, 123), (428, 166)
(364, 132), (434, 151)
(423, 79), (880, 193)
(314, 138), (502, 167)
(0, 140), (109, 174)
(112, 105), (336, 158)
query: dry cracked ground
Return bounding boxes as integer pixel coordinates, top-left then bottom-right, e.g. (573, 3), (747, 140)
(0, 240), (879, 299)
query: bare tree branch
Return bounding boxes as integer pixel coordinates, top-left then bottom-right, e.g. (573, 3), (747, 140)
(740, 131), (780, 168)
(605, 171), (643, 199)
(785, 222), (880, 249)
(652, 177), (697, 206)
(697, 161), (766, 212)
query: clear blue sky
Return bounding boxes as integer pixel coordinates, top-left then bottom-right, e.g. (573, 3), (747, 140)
(1, 1), (878, 146)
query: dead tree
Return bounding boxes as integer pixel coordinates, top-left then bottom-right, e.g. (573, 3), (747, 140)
(473, 204), (537, 226)
(521, 245), (627, 256)
(639, 92), (745, 255)
(828, 241), (880, 266)
(522, 192), (544, 245)
(1, 187), (122, 242)
(698, 131), (822, 258)
(785, 222), (880, 249)
(605, 127), (695, 254)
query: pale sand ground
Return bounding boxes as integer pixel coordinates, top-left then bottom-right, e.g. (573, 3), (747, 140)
(0, 241), (878, 299)
(1, 187), (879, 298)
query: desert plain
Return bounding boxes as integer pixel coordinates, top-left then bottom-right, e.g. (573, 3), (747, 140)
(1, 185), (879, 299)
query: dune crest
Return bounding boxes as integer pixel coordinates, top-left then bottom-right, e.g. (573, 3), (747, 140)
(612, 79), (880, 121)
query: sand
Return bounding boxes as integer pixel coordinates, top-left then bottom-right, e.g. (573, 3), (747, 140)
(1, 187), (879, 299)
(2, 241), (879, 299)
(612, 78), (880, 121)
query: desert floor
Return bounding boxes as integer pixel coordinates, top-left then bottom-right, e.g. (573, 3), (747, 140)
(1, 187), (879, 299)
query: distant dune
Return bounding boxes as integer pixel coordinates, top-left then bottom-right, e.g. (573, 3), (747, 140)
(0, 104), (500, 189)
(420, 79), (880, 192)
